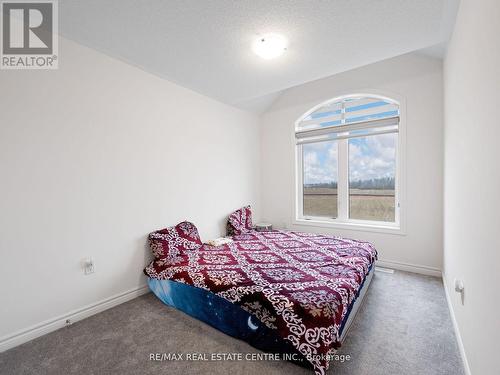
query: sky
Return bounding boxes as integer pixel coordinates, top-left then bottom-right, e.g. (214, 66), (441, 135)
(303, 133), (396, 185)
(303, 141), (338, 184)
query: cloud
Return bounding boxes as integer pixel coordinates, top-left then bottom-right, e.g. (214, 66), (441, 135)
(303, 142), (338, 184)
(303, 134), (396, 184)
(349, 134), (396, 181)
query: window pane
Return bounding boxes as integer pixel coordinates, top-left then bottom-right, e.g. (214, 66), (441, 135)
(344, 97), (399, 124)
(303, 141), (338, 218)
(298, 102), (343, 131)
(349, 133), (396, 222)
(296, 96), (399, 132)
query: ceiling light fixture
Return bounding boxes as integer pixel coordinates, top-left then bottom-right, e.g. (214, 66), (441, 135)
(252, 34), (287, 60)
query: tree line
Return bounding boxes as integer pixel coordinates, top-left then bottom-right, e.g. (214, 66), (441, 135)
(305, 177), (395, 190)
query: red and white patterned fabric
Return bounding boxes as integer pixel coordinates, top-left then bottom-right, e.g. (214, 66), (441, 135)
(148, 221), (202, 260)
(145, 229), (377, 374)
(226, 205), (253, 236)
(144, 231), (377, 374)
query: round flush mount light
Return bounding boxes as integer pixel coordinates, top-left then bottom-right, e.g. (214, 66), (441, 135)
(252, 34), (287, 60)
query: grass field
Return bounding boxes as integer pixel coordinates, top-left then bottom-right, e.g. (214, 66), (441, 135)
(303, 187), (395, 222)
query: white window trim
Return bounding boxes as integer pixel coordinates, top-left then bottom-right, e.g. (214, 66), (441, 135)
(293, 91), (407, 236)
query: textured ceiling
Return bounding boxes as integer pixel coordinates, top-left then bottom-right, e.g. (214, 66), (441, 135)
(58, 0), (459, 112)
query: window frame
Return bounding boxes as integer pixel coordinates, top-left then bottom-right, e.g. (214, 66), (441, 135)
(293, 92), (406, 235)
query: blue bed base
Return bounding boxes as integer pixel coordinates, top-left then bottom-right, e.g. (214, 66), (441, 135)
(147, 277), (312, 368)
(148, 265), (373, 368)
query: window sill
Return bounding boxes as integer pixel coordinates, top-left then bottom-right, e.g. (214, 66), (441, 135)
(292, 218), (406, 236)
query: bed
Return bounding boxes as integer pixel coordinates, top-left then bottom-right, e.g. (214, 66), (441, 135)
(144, 228), (377, 375)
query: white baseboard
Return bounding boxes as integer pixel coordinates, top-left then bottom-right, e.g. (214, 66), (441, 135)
(442, 274), (472, 375)
(0, 284), (150, 353)
(376, 259), (442, 277)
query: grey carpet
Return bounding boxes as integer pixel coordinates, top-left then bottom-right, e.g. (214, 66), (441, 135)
(0, 271), (464, 375)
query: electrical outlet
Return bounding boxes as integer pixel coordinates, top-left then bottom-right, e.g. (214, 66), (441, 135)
(83, 257), (95, 275)
(454, 278), (464, 293)
(454, 278), (465, 305)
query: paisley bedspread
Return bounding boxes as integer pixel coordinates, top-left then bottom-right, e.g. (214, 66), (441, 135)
(144, 230), (377, 374)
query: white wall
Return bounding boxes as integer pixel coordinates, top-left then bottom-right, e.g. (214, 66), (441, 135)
(0, 36), (260, 343)
(443, 0), (500, 374)
(260, 53), (444, 272)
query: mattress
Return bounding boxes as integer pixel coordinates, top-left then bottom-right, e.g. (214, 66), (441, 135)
(144, 229), (377, 374)
(148, 265), (373, 369)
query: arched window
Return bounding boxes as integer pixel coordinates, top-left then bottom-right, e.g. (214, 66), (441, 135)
(295, 94), (401, 228)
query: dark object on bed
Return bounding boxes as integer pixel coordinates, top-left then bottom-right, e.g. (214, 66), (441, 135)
(148, 221), (202, 259)
(226, 205), (253, 236)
